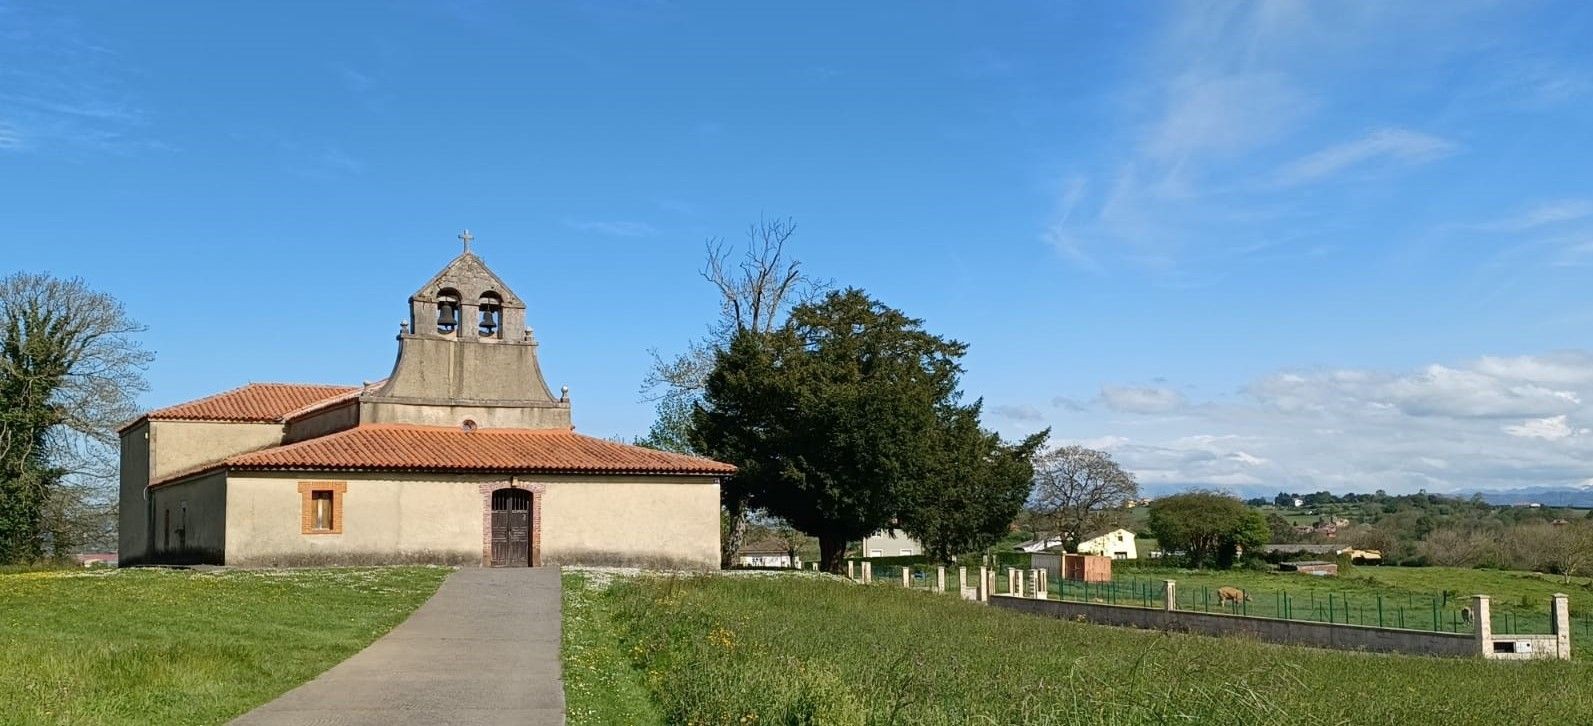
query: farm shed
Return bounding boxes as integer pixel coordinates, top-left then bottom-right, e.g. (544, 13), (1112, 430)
(1279, 560), (1338, 576)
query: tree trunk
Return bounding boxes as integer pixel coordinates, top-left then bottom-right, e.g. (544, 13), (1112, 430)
(819, 534), (848, 574)
(719, 499), (749, 569)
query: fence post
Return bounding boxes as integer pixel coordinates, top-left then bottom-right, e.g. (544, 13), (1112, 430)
(902, 566), (910, 588)
(848, 560), (855, 580)
(958, 566), (967, 595)
(1006, 567), (1017, 596)
(862, 561), (872, 584)
(1163, 580), (1177, 613)
(1474, 595), (1492, 658)
(936, 566), (946, 593)
(978, 566), (991, 603)
(1552, 593), (1571, 660)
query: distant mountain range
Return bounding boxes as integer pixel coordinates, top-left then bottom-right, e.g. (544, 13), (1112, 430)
(1138, 483), (1593, 508)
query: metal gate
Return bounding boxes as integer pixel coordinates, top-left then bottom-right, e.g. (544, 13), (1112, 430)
(490, 488), (532, 567)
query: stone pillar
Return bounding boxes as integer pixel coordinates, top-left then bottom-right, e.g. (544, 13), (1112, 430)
(958, 566), (967, 594)
(978, 566), (990, 603)
(901, 567), (910, 588)
(1006, 567), (1016, 596)
(936, 566), (946, 593)
(1012, 568), (1024, 597)
(1163, 580), (1177, 612)
(862, 561), (873, 584)
(848, 560), (855, 580)
(1552, 593), (1572, 660)
(1036, 569), (1048, 599)
(1473, 595), (1492, 657)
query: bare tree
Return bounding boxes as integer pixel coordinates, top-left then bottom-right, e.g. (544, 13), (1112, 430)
(639, 216), (823, 567)
(1509, 521), (1593, 583)
(0, 273), (150, 562)
(1417, 526), (1497, 568)
(1030, 445), (1138, 552)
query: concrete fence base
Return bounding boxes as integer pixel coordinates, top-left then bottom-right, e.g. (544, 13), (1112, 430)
(990, 591), (1571, 660)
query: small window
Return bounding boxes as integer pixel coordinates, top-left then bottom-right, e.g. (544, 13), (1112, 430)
(899, 549), (913, 556)
(311, 491), (334, 531)
(299, 482), (347, 535)
(869, 549), (882, 557)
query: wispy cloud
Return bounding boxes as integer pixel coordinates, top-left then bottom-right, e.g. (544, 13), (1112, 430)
(1480, 199), (1593, 232)
(1274, 128), (1456, 186)
(0, 5), (154, 154)
(992, 404), (1045, 422)
(1100, 385), (1186, 414)
(564, 220), (659, 237)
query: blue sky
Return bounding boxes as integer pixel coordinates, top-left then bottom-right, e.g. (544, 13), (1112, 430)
(4, 1), (1593, 494)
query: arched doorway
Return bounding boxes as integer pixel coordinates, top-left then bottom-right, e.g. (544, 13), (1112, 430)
(490, 488), (532, 567)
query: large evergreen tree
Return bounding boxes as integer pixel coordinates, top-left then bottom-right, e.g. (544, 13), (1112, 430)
(695, 288), (1040, 572)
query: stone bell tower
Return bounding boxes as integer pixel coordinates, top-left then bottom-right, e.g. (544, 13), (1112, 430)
(362, 231), (572, 429)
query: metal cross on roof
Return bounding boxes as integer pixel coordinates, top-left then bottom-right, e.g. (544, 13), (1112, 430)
(458, 228), (474, 253)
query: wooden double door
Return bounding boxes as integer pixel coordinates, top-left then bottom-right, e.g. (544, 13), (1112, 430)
(490, 488), (532, 567)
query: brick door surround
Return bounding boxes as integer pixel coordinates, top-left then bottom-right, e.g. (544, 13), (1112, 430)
(480, 481), (544, 567)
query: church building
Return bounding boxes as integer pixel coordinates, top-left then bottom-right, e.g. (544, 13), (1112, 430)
(117, 235), (731, 569)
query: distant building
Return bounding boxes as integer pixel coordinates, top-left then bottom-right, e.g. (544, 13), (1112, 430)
(860, 530), (920, 557)
(1015, 528), (1137, 559)
(736, 539), (799, 568)
(1279, 560), (1338, 576)
(72, 553), (117, 568)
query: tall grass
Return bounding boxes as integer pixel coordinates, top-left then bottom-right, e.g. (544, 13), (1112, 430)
(576, 573), (1593, 725)
(0, 566), (449, 725)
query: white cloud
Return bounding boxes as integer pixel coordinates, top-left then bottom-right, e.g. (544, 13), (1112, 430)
(1100, 385), (1186, 414)
(1504, 415), (1587, 441)
(1274, 128), (1456, 186)
(1048, 351), (1593, 493)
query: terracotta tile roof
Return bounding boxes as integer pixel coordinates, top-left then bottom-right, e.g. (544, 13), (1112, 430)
(141, 383), (361, 425)
(209, 424), (735, 479)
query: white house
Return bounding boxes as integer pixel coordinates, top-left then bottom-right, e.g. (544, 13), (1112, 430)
(860, 530), (920, 557)
(1077, 528), (1137, 559)
(736, 539), (800, 568)
(1016, 528), (1138, 559)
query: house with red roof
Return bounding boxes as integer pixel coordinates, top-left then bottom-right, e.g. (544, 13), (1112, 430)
(118, 236), (732, 569)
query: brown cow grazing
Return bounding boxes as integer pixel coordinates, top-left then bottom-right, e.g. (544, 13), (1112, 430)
(1461, 606), (1473, 625)
(1217, 586), (1251, 606)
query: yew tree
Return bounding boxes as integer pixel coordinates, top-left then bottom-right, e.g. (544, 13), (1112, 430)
(695, 288), (1040, 572)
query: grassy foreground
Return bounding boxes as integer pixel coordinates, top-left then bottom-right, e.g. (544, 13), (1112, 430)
(564, 571), (1593, 725)
(0, 566), (449, 725)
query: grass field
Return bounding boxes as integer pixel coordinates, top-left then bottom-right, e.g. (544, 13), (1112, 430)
(563, 571), (1593, 725)
(0, 566), (450, 725)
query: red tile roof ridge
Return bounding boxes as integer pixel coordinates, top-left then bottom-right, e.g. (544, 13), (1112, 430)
(280, 380), (385, 422)
(133, 382), (360, 427)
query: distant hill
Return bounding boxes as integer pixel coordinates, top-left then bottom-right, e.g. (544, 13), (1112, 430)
(1460, 486), (1593, 508)
(1139, 482), (1593, 508)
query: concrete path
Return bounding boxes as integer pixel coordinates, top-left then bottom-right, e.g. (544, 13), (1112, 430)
(233, 567), (565, 726)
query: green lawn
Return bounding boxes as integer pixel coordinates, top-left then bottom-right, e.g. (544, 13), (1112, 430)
(0, 566), (450, 725)
(564, 572), (1593, 725)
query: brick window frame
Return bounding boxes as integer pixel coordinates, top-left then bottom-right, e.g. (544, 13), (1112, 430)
(479, 481), (545, 567)
(298, 481), (347, 535)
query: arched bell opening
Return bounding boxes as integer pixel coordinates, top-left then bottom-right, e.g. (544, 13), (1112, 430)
(478, 292), (503, 339)
(436, 288), (461, 335)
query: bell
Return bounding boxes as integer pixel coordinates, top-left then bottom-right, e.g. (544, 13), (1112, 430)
(479, 309), (499, 335)
(437, 301), (458, 329)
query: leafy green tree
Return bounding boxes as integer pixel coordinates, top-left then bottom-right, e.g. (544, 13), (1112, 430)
(896, 406), (1046, 564)
(1146, 491), (1268, 569)
(696, 289), (1030, 572)
(1, 273), (148, 563)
